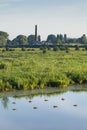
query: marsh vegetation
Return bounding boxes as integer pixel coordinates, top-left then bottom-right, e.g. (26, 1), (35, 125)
(0, 48), (87, 91)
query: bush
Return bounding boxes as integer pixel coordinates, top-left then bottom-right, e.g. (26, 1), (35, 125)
(21, 47), (26, 51)
(31, 48), (35, 51)
(9, 48), (15, 51)
(2, 49), (6, 53)
(40, 45), (47, 50)
(75, 45), (79, 50)
(53, 46), (59, 51)
(6, 47), (9, 51)
(46, 73), (70, 88)
(27, 48), (31, 51)
(66, 50), (69, 53)
(85, 47), (87, 51)
(43, 49), (47, 53)
(47, 46), (51, 50)
(67, 71), (87, 84)
(59, 46), (65, 51)
(0, 63), (6, 69)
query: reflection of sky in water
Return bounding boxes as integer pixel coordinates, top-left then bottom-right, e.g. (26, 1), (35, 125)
(0, 89), (87, 130)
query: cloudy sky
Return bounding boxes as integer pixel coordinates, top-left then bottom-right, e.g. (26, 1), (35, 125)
(0, 0), (87, 40)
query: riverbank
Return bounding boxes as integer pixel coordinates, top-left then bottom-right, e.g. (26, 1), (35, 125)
(0, 48), (87, 91)
(0, 84), (87, 98)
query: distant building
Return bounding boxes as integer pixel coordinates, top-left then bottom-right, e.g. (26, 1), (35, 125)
(35, 25), (38, 42)
(34, 25), (42, 45)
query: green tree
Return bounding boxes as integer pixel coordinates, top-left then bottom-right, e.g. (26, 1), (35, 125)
(0, 36), (7, 46)
(12, 35), (28, 46)
(53, 46), (59, 51)
(81, 34), (87, 44)
(57, 34), (62, 44)
(28, 35), (35, 45)
(38, 35), (41, 42)
(57, 34), (65, 44)
(59, 34), (64, 43)
(0, 31), (9, 39)
(47, 34), (57, 44)
(0, 31), (9, 46)
(75, 45), (79, 50)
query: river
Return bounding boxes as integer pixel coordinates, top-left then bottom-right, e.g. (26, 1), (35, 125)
(0, 85), (87, 130)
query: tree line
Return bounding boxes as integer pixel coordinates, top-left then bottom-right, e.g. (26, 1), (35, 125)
(0, 31), (87, 47)
(47, 34), (87, 44)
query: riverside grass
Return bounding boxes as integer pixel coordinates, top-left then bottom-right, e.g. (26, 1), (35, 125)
(0, 48), (87, 91)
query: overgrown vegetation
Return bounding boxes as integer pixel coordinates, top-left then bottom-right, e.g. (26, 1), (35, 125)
(0, 48), (87, 92)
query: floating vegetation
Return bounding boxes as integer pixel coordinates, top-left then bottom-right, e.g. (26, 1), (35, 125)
(12, 102), (16, 104)
(29, 100), (32, 103)
(44, 99), (48, 102)
(61, 98), (65, 101)
(12, 108), (16, 111)
(53, 105), (58, 108)
(33, 107), (38, 109)
(73, 104), (78, 107)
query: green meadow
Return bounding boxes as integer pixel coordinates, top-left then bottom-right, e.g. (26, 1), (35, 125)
(0, 48), (87, 91)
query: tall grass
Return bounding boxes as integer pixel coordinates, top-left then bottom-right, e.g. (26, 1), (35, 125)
(0, 48), (87, 91)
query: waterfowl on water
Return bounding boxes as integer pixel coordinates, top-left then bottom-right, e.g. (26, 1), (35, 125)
(73, 104), (77, 107)
(61, 98), (65, 101)
(29, 100), (32, 103)
(53, 106), (58, 108)
(33, 107), (38, 109)
(44, 99), (48, 102)
(12, 102), (16, 104)
(12, 108), (16, 111)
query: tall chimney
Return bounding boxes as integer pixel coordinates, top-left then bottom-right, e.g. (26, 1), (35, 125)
(35, 25), (37, 42)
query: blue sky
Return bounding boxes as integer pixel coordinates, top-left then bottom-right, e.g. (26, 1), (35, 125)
(0, 0), (87, 40)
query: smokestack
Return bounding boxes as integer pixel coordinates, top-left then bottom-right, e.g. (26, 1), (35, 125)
(35, 25), (37, 42)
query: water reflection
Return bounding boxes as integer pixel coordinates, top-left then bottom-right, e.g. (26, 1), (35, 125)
(0, 86), (87, 130)
(1, 96), (9, 109)
(0, 87), (68, 99)
(0, 86), (87, 109)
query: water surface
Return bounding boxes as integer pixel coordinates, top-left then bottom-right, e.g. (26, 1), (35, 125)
(0, 86), (87, 130)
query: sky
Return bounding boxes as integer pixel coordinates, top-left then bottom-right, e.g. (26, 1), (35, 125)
(0, 0), (87, 40)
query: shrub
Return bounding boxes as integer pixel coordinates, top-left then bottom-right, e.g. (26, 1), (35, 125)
(31, 48), (35, 51)
(85, 47), (87, 51)
(47, 46), (51, 50)
(21, 47), (26, 51)
(2, 49), (6, 53)
(6, 47), (9, 51)
(40, 45), (47, 50)
(75, 45), (79, 50)
(27, 48), (31, 51)
(66, 71), (87, 84)
(46, 73), (70, 88)
(9, 48), (15, 51)
(0, 63), (6, 69)
(43, 49), (47, 53)
(66, 50), (69, 53)
(59, 46), (66, 51)
(53, 46), (59, 51)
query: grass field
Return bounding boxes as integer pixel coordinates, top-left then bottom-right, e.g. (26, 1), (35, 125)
(0, 48), (87, 91)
